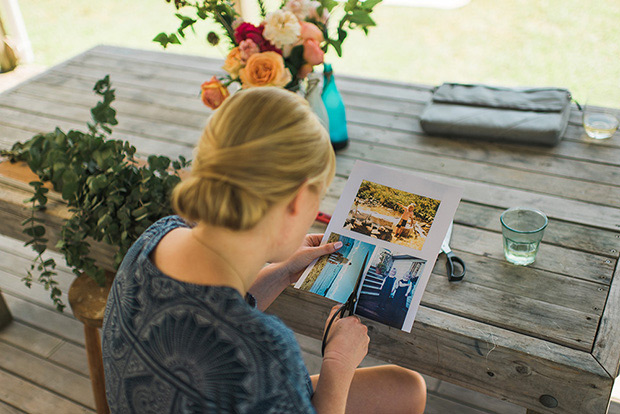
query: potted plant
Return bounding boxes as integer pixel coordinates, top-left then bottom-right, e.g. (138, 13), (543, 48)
(0, 76), (190, 311)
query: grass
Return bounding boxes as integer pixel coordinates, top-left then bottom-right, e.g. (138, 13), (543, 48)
(15, 0), (620, 106)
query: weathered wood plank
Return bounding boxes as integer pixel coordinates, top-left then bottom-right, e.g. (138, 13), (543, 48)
(435, 380), (525, 414)
(334, 156), (620, 231)
(454, 202), (620, 258)
(339, 139), (620, 208)
(2, 294), (84, 346)
(0, 236), (76, 295)
(0, 368), (94, 414)
(48, 341), (90, 378)
(0, 267), (71, 314)
(430, 250), (608, 315)
(423, 274), (598, 351)
(424, 393), (491, 414)
(346, 123), (620, 183)
(15, 80), (208, 130)
(0, 106), (193, 160)
(593, 262), (620, 378)
(0, 92), (201, 147)
(0, 401), (25, 414)
(0, 320), (63, 358)
(267, 288), (611, 414)
(0, 341), (95, 409)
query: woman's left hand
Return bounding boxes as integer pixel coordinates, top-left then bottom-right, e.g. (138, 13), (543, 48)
(282, 234), (343, 285)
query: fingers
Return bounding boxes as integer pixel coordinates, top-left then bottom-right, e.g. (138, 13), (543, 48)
(305, 233), (324, 247)
(328, 304), (342, 320)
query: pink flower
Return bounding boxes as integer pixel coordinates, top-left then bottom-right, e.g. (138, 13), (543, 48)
(239, 39), (260, 62)
(234, 22), (281, 53)
(300, 22), (323, 43)
(303, 39), (324, 66)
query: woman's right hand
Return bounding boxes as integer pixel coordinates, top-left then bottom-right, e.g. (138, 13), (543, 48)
(322, 305), (369, 372)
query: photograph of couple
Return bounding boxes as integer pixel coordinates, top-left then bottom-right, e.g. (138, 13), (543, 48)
(355, 247), (426, 329)
(344, 180), (441, 250)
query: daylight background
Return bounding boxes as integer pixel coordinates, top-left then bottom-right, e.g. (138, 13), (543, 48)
(13, 0), (620, 107)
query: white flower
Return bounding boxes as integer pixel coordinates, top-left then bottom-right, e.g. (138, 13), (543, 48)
(262, 10), (301, 49)
(283, 0), (317, 21)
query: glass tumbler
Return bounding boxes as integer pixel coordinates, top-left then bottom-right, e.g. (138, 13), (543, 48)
(500, 207), (548, 266)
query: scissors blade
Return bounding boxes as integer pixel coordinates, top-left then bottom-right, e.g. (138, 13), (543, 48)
(441, 222), (454, 254)
(346, 252), (369, 314)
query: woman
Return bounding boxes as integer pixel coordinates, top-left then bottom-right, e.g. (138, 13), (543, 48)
(378, 267), (397, 310)
(102, 87), (426, 413)
(390, 274), (414, 325)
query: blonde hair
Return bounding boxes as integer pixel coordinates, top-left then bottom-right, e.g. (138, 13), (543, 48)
(172, 87), (336, 230)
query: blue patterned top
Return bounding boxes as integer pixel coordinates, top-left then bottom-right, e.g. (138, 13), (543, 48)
(102, 216), (316, 413)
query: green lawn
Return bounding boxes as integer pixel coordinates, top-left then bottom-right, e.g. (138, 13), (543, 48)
(16, 0), (620, 106)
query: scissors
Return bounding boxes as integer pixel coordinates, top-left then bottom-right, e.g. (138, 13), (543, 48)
(441, 222), (466, 282)
(321, 252), (369, 356)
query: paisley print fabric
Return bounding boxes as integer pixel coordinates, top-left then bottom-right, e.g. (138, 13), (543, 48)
(102, 216), (316, 413)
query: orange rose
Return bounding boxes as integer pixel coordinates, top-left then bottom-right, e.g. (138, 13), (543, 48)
(200, 76), (230, 109)
(222, 47), (243, 78)
(238, 52), (292, 88)
(303, 39), (324, 66)
(300, 22), (323, 43)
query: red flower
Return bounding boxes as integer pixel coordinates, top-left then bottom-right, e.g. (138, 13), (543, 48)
(234, 22), (282, 54)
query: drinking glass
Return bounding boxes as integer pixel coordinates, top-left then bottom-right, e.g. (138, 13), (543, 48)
(581, 85), (619, 140)
(500, 207), (548, 266)
(582, 105), (619, 140)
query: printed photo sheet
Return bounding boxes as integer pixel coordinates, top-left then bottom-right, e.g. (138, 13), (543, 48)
(295, 161), (462, 332)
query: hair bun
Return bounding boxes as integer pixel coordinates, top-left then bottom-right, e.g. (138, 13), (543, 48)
(172, 87), (335, 230)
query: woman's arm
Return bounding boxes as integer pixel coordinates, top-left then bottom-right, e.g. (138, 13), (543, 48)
(249, 234), (342, 311)
(312, 306), (369, 414)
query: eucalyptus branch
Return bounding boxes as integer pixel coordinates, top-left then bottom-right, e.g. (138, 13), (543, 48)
(5, 76), (191, 311)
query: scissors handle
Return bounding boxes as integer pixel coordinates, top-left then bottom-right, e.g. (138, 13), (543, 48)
(446, 251), (466, 282)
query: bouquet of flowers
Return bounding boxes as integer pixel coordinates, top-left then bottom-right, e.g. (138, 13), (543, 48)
(155, 0), (381, 109)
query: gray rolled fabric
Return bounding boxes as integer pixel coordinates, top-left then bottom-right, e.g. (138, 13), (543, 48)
(420, 83), (572, 146)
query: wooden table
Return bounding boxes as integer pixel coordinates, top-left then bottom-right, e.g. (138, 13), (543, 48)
(1, 45), (619, 414)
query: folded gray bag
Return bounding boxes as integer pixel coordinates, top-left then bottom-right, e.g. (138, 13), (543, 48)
(419, 83), (572, 146)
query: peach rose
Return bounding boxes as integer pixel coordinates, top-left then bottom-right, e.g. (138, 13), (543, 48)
(200, 76), (230, 109)
(239, 52), (292, 88)
(222, 47), (243, 78)
(300, 22), (323, 43)
(303, 39), (324, 66)
(297, 63), (313, 79)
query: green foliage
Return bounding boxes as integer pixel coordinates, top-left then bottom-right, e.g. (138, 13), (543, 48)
(4, 76), (190, 311)
(156, 0), (239, 48)
(156, 0), (380, 58)
(314, 0), (381, 57)
(356, 180), (440, 225)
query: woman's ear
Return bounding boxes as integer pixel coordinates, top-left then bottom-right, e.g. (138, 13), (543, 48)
(286, 181), (314, 215)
